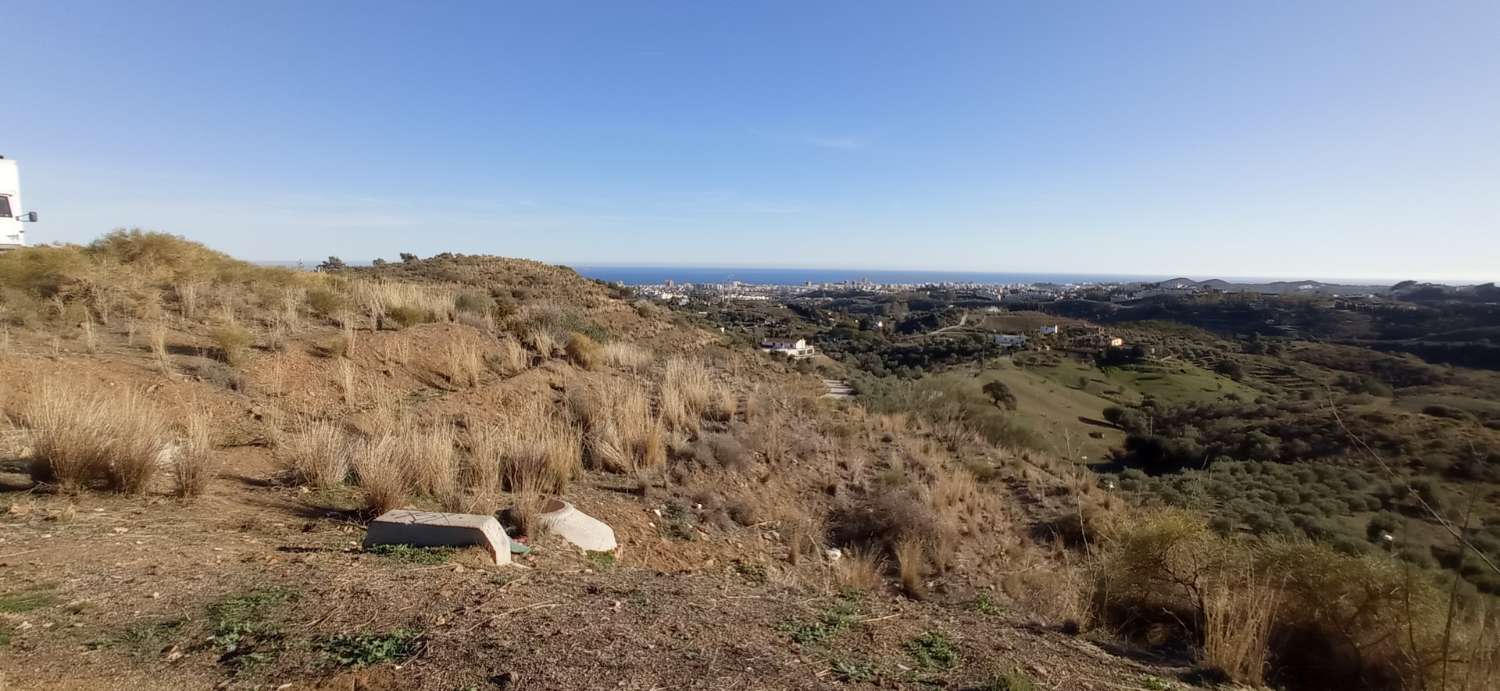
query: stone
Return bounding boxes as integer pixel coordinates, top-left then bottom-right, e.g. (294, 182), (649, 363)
(535, 499), (617, 552)
(363, 510), (511, 565)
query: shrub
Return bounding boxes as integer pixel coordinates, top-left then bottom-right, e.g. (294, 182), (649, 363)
(564, 332), (601, 370)
(21, 378), (171, 493)
(305, 286), (349, 318)
(211, 322), (254, 365)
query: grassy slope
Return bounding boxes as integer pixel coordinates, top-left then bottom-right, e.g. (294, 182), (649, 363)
(931, 361), (1124, 462)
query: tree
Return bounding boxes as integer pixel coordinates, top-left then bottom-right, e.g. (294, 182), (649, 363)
(982, 381), (1017, 411)
(372, 258), (387, 267)
(400, 252), (419, 264)
(318, 256), (346, 272)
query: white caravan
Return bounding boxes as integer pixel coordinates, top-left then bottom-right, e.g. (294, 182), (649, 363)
(0, 156), (39, 250)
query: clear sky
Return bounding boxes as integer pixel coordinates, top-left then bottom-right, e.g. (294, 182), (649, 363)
(4, 1), (1497, 282)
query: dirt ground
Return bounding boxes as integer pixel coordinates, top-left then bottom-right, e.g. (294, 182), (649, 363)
(0, 451), (1185, 690)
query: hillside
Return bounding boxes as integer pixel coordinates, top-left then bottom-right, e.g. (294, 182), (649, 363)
(0, 232), (1495, 691)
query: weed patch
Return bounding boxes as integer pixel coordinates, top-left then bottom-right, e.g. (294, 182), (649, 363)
(318, 629), (423, 667)
(208, 587), (295, 671)
(0, 587), (56, 613)
(365, 543), (454, 565)
(779, 598), (859, 646)
(586, 550), (617, 571)
(906, 630), (959, 670)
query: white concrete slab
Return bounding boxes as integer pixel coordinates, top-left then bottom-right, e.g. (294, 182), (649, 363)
(536, 500), (617, 552)
(364, 510), (512, 565)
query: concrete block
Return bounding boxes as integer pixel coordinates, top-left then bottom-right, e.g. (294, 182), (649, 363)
(536, 499), (617, 552)
(364, 510), (511, 565)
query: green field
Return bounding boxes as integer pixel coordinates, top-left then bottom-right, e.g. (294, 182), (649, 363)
(930, 360), (1125, 462)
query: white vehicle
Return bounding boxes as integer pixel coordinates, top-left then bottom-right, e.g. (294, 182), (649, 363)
(0, 156), (39, 250)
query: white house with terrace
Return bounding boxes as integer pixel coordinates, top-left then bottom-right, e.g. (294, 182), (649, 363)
(761, 337), (816, 360)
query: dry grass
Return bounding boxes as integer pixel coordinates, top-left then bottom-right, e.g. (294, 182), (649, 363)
(338, 359), (356, 404)
(20, 379), (171, 493)
(525, 327), (560, 358)
(460, 422), (503, 513)
(600, 341), (651, 370)
(569, 379), (665, 473)
(150, 321), (171, 375)
(353, 433), (409, 515)
(81, 314), (97, 353)
(895, 537), (927, 599)
(834, 547), (886, 592)
(495, 401), (581, 494)
(1201, 570), (1278, 686)
(173, 412), (217, 498)
(564, 332), (602, 370)
(785, 510), (826, 566)
(354, 280), (456, 328)
(487, 334), (527, 375)
(445, 339), (481, 388)
(211, 322), (254, 365)
(660, 357), (730, 430)
(932, 466), (979, 511)
(276, 419), (352, 488)
(508, 491), (549, 538)
(400, 421), (459, 508)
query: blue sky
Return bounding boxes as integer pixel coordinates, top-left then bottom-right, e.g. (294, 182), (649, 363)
(4, 1), (1497, 282)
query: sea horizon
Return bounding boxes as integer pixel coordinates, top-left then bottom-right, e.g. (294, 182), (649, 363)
(255, 260), (1470, 287)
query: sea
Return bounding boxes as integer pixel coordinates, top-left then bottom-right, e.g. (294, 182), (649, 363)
(571, 266), (1166, 287)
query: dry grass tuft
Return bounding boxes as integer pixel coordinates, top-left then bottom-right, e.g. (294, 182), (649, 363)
(150, 321), (171, 374)
(1201, 570), (1278, 686)
(276, 419), (352, 488)
(895, 537), (927, 599)
(211, 322), (254, 365)
(569, 379), (665, 473)
(600, 341), (652, 371)
(353, 433), (409, 515)
(834, 546), (887, 592)
(21, 379), (171, 493)
(660, 357), (730, 430)
(400, 421), (460, 507)
(487, 334), (528, 375)
(445, 339), (481, 388)
(173, 412), (217, 498)
(495, 401), (581, 494)
(564, 332), (602, 370)
(525, 327), (560, 358)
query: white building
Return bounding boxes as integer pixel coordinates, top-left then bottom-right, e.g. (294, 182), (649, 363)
(0, 157), (38, 250)
(1038, 325), (1060, 335)
(994, 334), (1028, 348)
(761, 337), (816, 360)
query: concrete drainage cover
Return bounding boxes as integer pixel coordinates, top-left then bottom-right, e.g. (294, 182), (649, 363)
(364, 510), (512, 565)
(536, 499), (617, 552)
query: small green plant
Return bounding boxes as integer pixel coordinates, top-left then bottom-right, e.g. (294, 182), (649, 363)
(906, 630), (959, 670)
(733, 560), (768, 584)
(211, 323), (255, 365)
(319, 629), (423, 667)
(208, 587), (295, 670)
(831, 660), (876, 683)
(981, 669), (1036, 691)
(0, 587), (56, 613)
(586, 550), (617, 571)
(973, 591), (1001, 616)
(87, 618), (187, 653)
(365, 543), (454, 565)
(779, 599), (859, 645)
(660, 501), (698, 541)
(1140, 675), (1176, 691)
